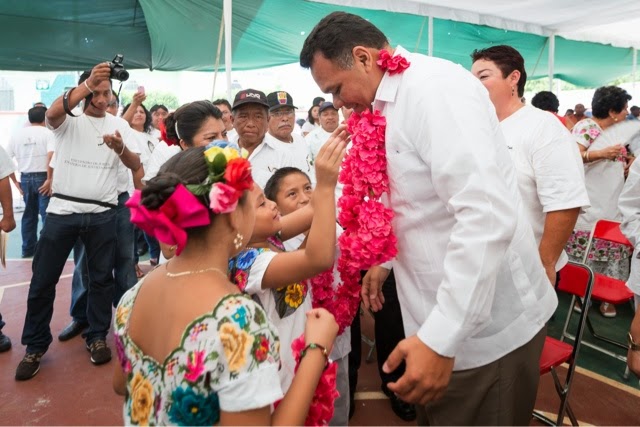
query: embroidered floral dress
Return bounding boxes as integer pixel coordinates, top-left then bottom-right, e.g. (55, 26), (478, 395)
(565, 119), (631, 279)
(114, 280), (283, 426)
(229, 238), (311, 392)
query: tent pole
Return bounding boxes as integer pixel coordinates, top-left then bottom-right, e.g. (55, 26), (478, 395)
(414, 17), (426, 53)
(633, 48), (637, 90)
(548, 33), (555, 92)
(428, 16), (434, 56)
(224, 0), (233, 102)
(212, 14), (225, 101)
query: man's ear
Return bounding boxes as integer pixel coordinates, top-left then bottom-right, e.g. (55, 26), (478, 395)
(352, 46), (373, 70)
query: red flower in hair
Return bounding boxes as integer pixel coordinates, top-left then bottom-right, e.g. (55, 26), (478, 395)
(159, 120), (178, 146)
(377, 49), (411, 75)
(224, 158), (253, 192)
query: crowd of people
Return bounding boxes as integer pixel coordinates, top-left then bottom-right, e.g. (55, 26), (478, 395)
(1, 10), (640, 426)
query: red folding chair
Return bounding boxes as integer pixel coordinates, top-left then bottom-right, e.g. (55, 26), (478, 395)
(534, 261), (594, 426)
(563, 220), (635, 362)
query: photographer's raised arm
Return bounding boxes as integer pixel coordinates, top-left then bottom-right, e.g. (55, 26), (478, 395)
(46, 62), (112, 130)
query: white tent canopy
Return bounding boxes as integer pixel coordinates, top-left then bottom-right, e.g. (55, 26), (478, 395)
(313, 0), (640, 50)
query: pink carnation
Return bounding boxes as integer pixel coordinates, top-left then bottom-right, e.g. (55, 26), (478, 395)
(209, 182), (239, 214)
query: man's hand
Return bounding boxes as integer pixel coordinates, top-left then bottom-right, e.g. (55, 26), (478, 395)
(14, 181), (22, 196)
(103, 130), (125, 155)
(361, 265), (391, 312)
(628, 347), (640, 378)
(0, 215), (16, 233)
(384, 335), (454, 405)
(85, 62), (112, 92)
(38, 179), (52, 196)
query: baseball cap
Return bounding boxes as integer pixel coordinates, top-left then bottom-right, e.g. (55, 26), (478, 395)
(319, 101), (338, 114)
(267, 91), (297, 111)
(313, 96), (325, 106)
(232, 89), (269, 110)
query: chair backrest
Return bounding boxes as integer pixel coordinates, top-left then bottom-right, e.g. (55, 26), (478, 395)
(591, 219), (633, 247)
(558, 261), (594, 299)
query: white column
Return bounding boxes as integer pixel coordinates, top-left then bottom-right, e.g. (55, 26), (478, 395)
(548, 34), (555, 92)
(224, 0), (233, 101)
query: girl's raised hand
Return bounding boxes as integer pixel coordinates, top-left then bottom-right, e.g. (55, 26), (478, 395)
(304, 308), (338, 350)
(314, 125), (348, 188)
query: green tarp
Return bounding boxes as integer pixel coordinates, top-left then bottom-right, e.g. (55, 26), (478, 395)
(1, 0), (638, 87)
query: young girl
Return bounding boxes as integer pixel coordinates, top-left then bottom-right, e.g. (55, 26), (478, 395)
(265, 166), (353, 426)
(113, 144), (338, 425)
(229, 127), (347, 395)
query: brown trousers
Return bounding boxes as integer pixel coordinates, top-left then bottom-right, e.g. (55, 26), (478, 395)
(417, 326), (547, 426)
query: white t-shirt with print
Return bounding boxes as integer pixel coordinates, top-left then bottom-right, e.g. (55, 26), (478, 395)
(142, 141), (182, 184)
(116, 127), (146, 195)
(242, 250), (311, 393)
(500, 105), (590, 271)
(46, 114), (138, 214)
(6, 126), (55, 173)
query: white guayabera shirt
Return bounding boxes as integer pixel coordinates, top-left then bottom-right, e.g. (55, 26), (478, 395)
(376, 46), (557, 370)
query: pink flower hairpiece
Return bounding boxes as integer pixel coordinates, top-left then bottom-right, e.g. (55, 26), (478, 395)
(377, 49), (410, 75)
(126, 184), (211, 256)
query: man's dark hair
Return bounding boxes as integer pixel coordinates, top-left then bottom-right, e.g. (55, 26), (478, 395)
(471, 45), (527, 97)
(591, 86), (632, 119)
(300, 11), (388, 69)
(164, 100), (222, 147)
(531, 91), (560, 113)
(78, 70), (112, 111)
(150, 104), (169, 114)
(122, 103), (153, 133)
(212, 99), (232, 111)
(264, 167), (310, 202)
(28, 106), (46, 124)
(631, 105), (640, 113)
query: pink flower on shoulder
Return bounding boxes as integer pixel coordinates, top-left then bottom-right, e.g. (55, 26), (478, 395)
(184, 350), (206, 383)
(209, 183), (239, 214)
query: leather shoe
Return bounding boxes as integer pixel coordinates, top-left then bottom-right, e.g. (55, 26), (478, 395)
(0, 332), (11, 352)
(58, 320), (88, 342)
(383, 385), (417, 422)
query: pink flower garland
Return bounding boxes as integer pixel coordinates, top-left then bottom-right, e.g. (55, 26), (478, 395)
(306, 49), (408, 337)
(274, 334), (339, 426)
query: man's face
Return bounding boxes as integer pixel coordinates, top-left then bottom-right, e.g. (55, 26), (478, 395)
(319, 108), (339, 133)
(217, 104), (234, 131)
(152, 108), (168, 128)
(575, 104), (586, 115)
(268, 107), (296, 142)
(86, 80), (112, 115)
(632, 108), (640, 118)
(310, 51), (377, 113)
(234, 104), (268, 145)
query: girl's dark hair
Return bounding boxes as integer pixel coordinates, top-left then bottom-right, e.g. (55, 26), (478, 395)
(531, 91), (560, 113)
(471, 45), (527, 97)
(591, 86), (632, 119)
(122, 103), (152, 133)
(264, 167), (310, 201)
(307, 106), (318, 125)
(164, 100), (223, 147)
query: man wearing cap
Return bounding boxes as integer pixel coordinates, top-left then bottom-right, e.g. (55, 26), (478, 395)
(266, 91), (315, 181)
(306, 101), (340, 163)
(231, 89), (296, 188)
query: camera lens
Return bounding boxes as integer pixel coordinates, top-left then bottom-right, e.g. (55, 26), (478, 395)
(117, 70), (129, 81)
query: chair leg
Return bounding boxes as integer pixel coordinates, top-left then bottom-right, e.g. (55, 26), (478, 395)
(561, 296), (576, 343)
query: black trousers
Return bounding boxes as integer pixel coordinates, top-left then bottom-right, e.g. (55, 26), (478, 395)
(349, 269), (407, 398)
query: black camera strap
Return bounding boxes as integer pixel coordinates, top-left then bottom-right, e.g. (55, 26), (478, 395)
(63, 88), (80, 117)
(52, 193), (117, 209)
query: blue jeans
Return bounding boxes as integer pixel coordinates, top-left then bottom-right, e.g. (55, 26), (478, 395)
(20, 172), (50, 257)
(71, 193), (136, 322)
(20, 209), (116, 353)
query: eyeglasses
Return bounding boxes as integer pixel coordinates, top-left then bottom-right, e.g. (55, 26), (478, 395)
(270, 110), (295, 118)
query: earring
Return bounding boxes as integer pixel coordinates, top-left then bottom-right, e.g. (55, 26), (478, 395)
(234, 233), (244, 250)
(511, 87), (515, 96)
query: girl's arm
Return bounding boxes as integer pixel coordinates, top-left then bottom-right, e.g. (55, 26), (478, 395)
(261, 128), (347, 289)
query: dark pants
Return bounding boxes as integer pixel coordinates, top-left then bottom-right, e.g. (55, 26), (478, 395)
(21, 209), (116, 354)
(0, 311), (5, 331)
(373, 270), (407, 387)
(349, 269), (406, 399)
(71, 193), (136, 322)
(20, 172), (49, 257)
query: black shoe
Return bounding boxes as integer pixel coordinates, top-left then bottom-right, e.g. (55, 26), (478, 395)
(21, 253), (35, 258)
(383, 385), (417, 422)
(137, 244), (148, 256)
(349, 394), (355, 419)
(58, 320), (88, 341)
(0, 332), (11, 352)
(15, 352), (45, 381)
(87, 339), (112, 365)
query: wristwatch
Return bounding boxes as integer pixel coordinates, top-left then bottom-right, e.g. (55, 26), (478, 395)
(629, 332), (640, 351)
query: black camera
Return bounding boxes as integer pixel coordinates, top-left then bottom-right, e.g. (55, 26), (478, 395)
(109, 54), (129, 82)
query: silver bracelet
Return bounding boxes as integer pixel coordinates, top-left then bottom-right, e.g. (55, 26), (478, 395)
(84, 80), (94, 93)
(118, 144), (126, 156)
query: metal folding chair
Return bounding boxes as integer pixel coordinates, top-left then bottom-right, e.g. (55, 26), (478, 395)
(564, 220), (635, 363)
(534, 261), (594, 426)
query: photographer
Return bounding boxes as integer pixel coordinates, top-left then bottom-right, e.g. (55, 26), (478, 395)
(15, 60), (142, 381)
